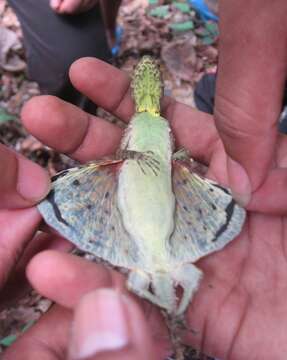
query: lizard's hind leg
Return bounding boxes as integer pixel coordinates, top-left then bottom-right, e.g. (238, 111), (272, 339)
(174, 264), (203, 316)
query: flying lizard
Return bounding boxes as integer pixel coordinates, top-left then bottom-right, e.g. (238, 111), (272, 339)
(38, 56), (246, 356)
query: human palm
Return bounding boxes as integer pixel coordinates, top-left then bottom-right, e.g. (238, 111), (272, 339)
(4, 58), (287, 360)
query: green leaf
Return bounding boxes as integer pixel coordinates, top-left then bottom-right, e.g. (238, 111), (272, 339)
(148, 0), (158, 4)
(202, 35), (215, 45)
(22, 320), (35, 332)
(149, 5), (169, 18)
(173, 2), (190, 13)
(0, 320), (35, 348)
(169, 20), (194, 32)
(0, 107), (16, 123)
(205, 22), (219, 37)
(0, 334), (17, 347)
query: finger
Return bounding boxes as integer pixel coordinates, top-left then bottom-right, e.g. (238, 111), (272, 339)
(69, 289), (157, 360)
(166, 99), (221, 164)
(3, 305), (72, 360)
(0, 144), (50, 208)
(22, 95), (123, 163)
(26, 250), (122, 308)
(49, 0), (62, 11)
(0, 233), (71, 309)
(275, 134), (287, 168)
(215, 0), (287, 205)
(69, 57), (220, 159)
(4, 294), (158, 360)
(27, 251), (170, 357)
(69, 57), (134, 122)
(24, 62), (220, 164)
(248, 168), (287, 213)
(57, 0), (83, 14)
(0, 208), (41, 288)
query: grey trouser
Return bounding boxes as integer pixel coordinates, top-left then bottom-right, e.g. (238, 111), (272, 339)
(7, 0), (111, 113)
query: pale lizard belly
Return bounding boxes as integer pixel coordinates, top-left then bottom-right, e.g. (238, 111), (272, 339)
(117, 113), (175, 270)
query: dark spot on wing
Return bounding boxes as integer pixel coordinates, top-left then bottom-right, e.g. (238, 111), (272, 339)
(47, 189), (70, 227)
(73, 179), (80, 186)
(211, 204), (217, 210)
(104, 191), (110, 199)
(209, 188), (214, 192)
(51, 170), (70, 182)
(183, 205), (189, 212)
(182, 179), (188, 185)
(212, 183), (230, 195)
(212, 200), (235, 242)
(88, 239), (102, 248)
(86, 204), (92, 210)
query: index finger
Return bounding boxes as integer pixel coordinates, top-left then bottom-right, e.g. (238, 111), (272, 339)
(69, 57), (221, 163)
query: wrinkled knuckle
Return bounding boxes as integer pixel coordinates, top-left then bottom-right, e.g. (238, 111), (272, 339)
(111, 81), (131, 115)
(215, 93), (263, 141)
(215, 108), (251, 142)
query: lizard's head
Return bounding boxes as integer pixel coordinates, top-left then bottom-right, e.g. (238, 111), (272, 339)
(131, 56), (163, 117)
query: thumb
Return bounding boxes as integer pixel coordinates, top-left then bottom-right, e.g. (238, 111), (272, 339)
(69, 289), (156, 360)
(214, 0), (287, 206)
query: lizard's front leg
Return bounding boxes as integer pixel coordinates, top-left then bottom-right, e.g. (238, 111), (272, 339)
(117, 149), (161, 175)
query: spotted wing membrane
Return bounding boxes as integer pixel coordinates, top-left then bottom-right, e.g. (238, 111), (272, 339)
(168, 161), (246, 263)
(37, 162), (140, 269)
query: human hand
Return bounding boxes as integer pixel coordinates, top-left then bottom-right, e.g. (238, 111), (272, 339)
(4, 58), (287, 359)
(4, 253), (166, 360)
(50, 0), (98, 14)
(4, 207), (287, 360)
(0, 145), (51, 305)
(215, 0), (287, 210)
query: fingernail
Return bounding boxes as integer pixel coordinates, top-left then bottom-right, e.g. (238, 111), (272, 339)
(71, 289), (129, 359)
(17, 157), (51, 202)
(227, 156), (251, 207)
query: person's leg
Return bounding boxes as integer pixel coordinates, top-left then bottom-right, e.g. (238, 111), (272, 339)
(194, 73), (287, 135)
(7, 0), (110, 113)
(194, 73), (216, 115)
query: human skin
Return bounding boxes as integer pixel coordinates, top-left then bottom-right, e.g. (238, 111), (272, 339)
(3, 58), (287, 360)
(2, 0), (287, 357)
(49, 0), (99, 14)
(0, 149), (50, 302)
(49, 0), (122, 49)
(215, 0), (287, 209)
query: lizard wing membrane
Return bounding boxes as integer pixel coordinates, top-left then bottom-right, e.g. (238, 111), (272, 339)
(168, 162), (246, 263)
(37, 162), (140, 269)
